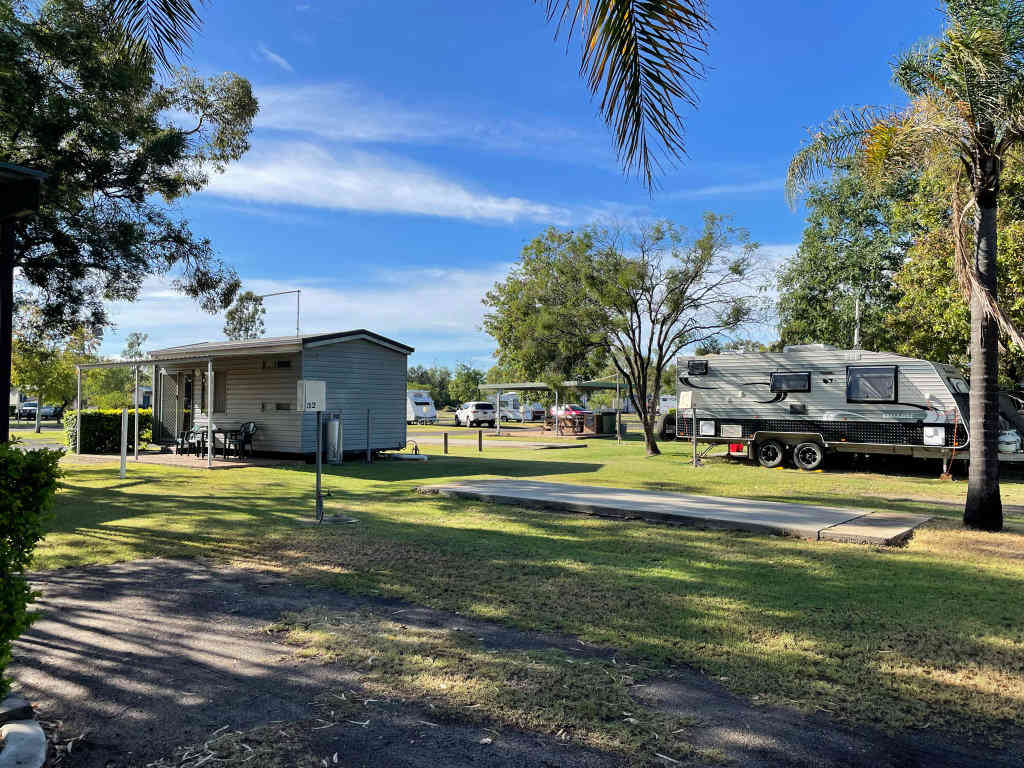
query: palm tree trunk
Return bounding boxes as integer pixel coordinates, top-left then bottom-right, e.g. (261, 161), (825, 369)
(964, 197), (1003, 531)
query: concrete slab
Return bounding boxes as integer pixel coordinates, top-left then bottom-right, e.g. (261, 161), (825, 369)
(820, 511), (932, 545)
(418, 479), (930, 545)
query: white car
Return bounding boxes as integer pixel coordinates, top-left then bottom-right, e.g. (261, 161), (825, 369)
(454, 401), (496, 428)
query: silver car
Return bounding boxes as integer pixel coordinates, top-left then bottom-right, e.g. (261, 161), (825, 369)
(454, 401), (496, 428)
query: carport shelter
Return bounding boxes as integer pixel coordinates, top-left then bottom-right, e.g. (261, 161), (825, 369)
(479, 380), (619, 435)
(74, 330), (413, 465)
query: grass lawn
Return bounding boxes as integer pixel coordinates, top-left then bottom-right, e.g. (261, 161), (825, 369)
(10, 425), (65, 442)
(36, 439), (1024, 762)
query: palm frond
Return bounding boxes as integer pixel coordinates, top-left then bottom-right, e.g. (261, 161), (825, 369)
(109, 0), (204, 69)
(543, 0), (711, 190)
(785, 107), (894, 207)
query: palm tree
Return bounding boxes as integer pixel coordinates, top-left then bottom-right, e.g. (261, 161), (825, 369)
(787, 0), (1024, 532)
(107, 0), (712, 190)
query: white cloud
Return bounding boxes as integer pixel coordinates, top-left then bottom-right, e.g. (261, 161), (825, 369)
(256, 44), (294, 73)
(254, 83), (603, 159)
(669, 177), (785, 200)
(203, 141), (571, 224)
(99, 267), (507, 366)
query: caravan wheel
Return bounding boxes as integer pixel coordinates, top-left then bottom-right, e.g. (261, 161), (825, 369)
(756, 440), (785, 468)
(793, 442), (825, 471)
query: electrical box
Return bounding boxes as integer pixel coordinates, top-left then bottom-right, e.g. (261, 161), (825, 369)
(297, 380), (326, 412)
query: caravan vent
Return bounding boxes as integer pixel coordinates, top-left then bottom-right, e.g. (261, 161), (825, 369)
(781, 343), (838, 353)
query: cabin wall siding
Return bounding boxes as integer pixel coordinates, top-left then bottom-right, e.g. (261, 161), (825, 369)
(300, 340), (408, 453)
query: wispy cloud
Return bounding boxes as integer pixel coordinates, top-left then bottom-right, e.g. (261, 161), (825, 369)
(100, 268), (507, 366)
(254, 83), (605, 159)
(669, 177), (785, 200)
(203, 141), (571, 224)
(256, 44), (294, 72)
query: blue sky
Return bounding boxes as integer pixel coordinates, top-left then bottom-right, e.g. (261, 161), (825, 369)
(104, 0), (944, 369)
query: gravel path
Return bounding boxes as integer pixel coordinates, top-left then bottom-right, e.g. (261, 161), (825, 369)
(8, 559), (1022, 767)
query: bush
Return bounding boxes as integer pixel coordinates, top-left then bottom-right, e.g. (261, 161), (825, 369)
(1, 443), (61, 697)
(63, 408), (153, 453)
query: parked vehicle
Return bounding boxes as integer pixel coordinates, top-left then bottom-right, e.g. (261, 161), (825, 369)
(675, 344), (1003, 471)
(406, 390), (437, 425)
(551, 403), (590, 417)
(17, 400), (37, 420)
(520, 401), (547, 421)
(454, 401), (496, 428)
(39, 404), (62, 419)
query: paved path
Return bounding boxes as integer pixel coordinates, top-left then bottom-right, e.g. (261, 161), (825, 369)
(419, 479), (931, 544)
(409, 434), (587, 450)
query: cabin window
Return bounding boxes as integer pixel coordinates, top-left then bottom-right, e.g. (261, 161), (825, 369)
(214, 373), (227, 413)
(846, 365), (898, 403)
(770, 372), (811, 393)
(274, 402), (291, 411)
(687, 360), (708, 375)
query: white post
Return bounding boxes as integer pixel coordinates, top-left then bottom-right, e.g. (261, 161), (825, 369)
(34, 393), (40, 433)
(76, 366), (82, 454)
(134, 365), (140, 461)
(207, 359), (213, 468)
(120, 408), (128, 479)
(853, 293), (862, 349)
(296, 289), (301, 337)
(692, 407), (698, 468)
(497, 388), (502, 436)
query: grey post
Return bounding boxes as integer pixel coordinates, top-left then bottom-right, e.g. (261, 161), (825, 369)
(477, 428), (483, 452)
(207, 359), (213, 468)
(75, 365), (81, 454)
(119, 408), (128, 479)
(133, 365), (139, 461)
(315, 410), (323, 521)
(366, 409), (372, 463)
(496, 388), (502, 436)
(692, 406), (698, 468)
(443, 431), (448, 455)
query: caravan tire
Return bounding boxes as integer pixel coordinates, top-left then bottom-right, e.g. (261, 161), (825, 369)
(793, 441), (825, 471)
(756, 440), (785, 469)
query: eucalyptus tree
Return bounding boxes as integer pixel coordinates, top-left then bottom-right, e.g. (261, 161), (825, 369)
(786, 0), (1024, 531)
(109, 0), (712, 189)
(223, 291), (266, 340)
(484, 215), (765, 455)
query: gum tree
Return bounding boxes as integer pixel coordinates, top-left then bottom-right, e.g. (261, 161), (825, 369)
(787, 0), (1024, 531)
(484, 215), (764, 455)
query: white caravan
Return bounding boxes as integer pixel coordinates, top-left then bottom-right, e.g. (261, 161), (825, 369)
(406, 390), (437, 425)
(673, 344), (1021, 471)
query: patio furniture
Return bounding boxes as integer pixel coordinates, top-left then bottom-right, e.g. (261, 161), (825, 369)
(177, 427), (205, 456)
(221, 422), (257, 459)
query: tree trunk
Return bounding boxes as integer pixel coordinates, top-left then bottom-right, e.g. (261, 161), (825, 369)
(641, 414), (661, 455)
(964, 195), (1003, 531)
(0, 221), (13, 444)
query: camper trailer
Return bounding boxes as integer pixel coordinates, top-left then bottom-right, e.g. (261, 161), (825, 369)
(673, 344), (1015, 471)
(406, 389), (437, 425)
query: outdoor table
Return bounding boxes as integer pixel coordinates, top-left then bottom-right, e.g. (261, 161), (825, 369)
(211, 428), (241, 459)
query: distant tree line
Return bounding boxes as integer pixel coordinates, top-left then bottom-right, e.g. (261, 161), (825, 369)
(407, 363), (486, 408)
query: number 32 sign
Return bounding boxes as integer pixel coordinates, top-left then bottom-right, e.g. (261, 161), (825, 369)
(298, 380), (326, 412)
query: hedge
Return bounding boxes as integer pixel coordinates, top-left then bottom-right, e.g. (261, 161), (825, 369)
(62, 408), (153, 454)
(1, 443), (61, 697)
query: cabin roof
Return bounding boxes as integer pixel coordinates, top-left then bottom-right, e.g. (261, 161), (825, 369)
(150, 329), (413, 359)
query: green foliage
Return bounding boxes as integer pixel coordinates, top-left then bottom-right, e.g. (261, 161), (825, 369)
(777, 169), (917, 350)
(408, 365), (454, 408)
(0, 443), (61, 696)
(0, 0), (257, 337)
(11, 324), (97, 409)
(223, 291), (266, 340)
(449, 363), (485, 405)
(63, 409), (153, 454)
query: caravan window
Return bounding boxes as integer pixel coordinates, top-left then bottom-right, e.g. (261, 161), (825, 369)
(770, 372), (811, 393)
(687, 360), (708, 375)
(948, 377), (969, 394)
(847, 365), (898, 403)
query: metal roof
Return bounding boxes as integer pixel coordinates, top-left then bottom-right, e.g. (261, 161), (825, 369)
(150, 328), (413, 359)
(479, 380), (618, 392)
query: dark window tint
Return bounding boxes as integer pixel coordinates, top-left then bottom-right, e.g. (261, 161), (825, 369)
(476, 403), (494, 410)
(687, 360), (708, 375)
(770, 372), (811, 393)
(847, 366), (898, 403)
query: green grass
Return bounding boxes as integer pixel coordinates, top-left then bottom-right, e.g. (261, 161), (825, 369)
(38, 441), (1024, 757)
(10, 425), (65, 443)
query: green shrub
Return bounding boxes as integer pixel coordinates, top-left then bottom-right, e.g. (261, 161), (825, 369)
(62, 408), (153, 453)
(1, 443), (61, 697)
